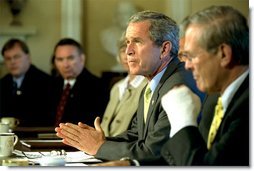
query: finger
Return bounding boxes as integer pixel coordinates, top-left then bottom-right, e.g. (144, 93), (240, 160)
(60, 122), (82, 136)
(55, 127), (61, 132)
(62, 137), (83, 151)
(78, 122), (95, 130)
(59, 127), (81, 142)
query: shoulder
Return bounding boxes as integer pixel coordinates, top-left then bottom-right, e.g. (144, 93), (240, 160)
(27, 65), (50, 78)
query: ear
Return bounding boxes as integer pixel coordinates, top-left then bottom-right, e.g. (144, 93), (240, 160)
(160, 41), (172, 60)
(219, 43), (232, 67)
(81, 53), (86, 64)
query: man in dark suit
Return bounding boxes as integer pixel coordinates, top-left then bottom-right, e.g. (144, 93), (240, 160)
(0, 38), (53, 127)
(52, 38), (108, 126)
(161, 6), (249, 166)
(55, 11), (203, 163)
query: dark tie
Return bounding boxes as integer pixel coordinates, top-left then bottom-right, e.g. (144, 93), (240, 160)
(12, 81), (18, 95)
(55, 83), (71, 126)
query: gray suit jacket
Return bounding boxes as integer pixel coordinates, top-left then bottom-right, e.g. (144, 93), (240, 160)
(95, 57), (202, 161)
(101, 77), (147, 137)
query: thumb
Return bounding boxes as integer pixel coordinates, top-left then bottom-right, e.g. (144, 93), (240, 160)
(94, 117), (103, 132)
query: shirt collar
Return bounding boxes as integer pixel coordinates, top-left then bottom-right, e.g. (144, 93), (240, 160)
(221, 69), (249, 113)
(118, 75), (146, 99)
(148, 66), (167, 95)
(64, 79), (76, 88)
(13, 75), (25, 88)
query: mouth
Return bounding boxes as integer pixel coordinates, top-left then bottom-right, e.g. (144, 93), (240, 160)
(193, 75), (198, 81)
(128, 60), (136, 64)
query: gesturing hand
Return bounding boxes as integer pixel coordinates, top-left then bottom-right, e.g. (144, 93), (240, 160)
(55, 117), (106, 155)
(161, 85), (201, 137)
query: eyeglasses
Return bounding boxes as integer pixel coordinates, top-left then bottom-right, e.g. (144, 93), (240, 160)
(178, 52), (199, 62)
(13, 149), (67, 159)
(4, 54), (23, 62)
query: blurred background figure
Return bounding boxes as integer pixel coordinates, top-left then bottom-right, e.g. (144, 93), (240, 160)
(52, 38), (108, 126)
(101, 33), (147, 137)
(0, 38), (53, 127)
(100, 0), (141, 71)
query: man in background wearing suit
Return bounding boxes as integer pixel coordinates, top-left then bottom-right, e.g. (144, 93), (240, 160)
(52, 38), (108, 127)
(55, 11), (203, 163)
(161, 5), (249, 165)
(0, 38), (53, 126)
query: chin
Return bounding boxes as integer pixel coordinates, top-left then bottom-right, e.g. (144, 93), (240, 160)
(197, 84), (206, 93)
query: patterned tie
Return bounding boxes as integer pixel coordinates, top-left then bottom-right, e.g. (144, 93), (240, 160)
(207, 97), (224, 149)
(55, 83), (71, 126)
(144, 85), (152, 123)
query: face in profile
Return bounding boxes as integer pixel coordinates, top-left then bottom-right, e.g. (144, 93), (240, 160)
(54, 45), (85, 80)
(125, 20), (162, 77)
(3, 44), (30, 78)
(184, 26), (221, 93)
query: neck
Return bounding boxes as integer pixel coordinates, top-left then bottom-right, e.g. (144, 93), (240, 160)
(220, 65), (248, 94)
(146, 60), (170, 81)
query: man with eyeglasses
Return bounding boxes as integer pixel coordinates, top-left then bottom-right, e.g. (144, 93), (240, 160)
(0, 38), (53, 127)
(161, 5), (249, 165)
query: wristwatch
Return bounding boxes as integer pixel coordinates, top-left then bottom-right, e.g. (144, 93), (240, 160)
(120, 157), (140, 166)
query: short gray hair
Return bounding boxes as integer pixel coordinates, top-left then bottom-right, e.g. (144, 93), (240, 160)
(128, 10), (179, 57)
(184, 5), (249, 65)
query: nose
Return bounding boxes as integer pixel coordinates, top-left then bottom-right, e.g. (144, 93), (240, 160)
(126, 43), (134, 56)
(62, 59), (70, 68)
(184, 59), (193, 71)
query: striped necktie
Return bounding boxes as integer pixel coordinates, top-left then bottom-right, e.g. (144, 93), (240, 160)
(144, 85), (152, 123)
(207, 97), (224, 149)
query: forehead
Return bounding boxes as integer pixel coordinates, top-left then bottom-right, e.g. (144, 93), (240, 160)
(55, 45), (78, 55)
(5, 44), (22, 52)
(126, 20), (151, 38)
(184, 25), (202, 52)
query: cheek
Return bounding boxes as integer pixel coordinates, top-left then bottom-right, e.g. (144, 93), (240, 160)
(197, 64), (215, 92)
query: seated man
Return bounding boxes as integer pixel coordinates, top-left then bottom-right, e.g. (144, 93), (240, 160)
(101, 33), (147, 137)
(0, 38), (53, 127)
(55, 11), (203, 163)
(160, 5), (249, 166)
(52, 38), (108, 126)
(95, 5), (249, 166)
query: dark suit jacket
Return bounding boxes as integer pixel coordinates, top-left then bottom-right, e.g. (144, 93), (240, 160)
(95, 57), (203, 162)
(0, 65), (53, 126)
(161, 75), (249, 166)
(52, 68), (108, 126)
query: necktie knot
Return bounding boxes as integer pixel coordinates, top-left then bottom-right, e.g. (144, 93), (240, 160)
(144, 86), (152, 101)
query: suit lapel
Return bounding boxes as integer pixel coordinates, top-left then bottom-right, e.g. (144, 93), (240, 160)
(143, 58), (181, 136)
(213, 74), (249, 142)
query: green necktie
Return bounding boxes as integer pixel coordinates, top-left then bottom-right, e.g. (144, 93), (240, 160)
(144, 85), (152, 123)
(207, 97), (224, 149)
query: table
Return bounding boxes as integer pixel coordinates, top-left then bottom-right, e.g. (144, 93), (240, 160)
(0, 126), (102, 166)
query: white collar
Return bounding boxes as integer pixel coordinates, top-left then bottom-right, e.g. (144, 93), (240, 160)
(64, 79), (76, 88)
(221, 69), (248, 113)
